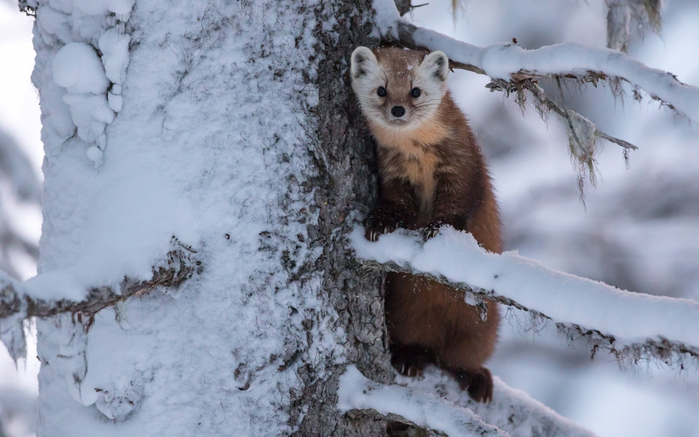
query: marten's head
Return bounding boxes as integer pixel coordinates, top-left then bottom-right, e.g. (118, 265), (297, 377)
(350, 46), (450, 130)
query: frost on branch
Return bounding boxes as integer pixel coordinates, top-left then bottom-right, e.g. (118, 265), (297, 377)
(0, 238), (200, 362)
(350, 227), (699, 368)
(606, 0), (662, 53)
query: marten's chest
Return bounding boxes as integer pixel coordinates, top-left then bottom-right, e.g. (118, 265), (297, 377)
(383, 147), (439, 215)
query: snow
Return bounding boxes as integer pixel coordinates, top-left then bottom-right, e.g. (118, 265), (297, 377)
(22, 270), (85, 302)
(338, 365), (507, 436)
(61, 93), (114, 142)
(98, 29), (130, 85)
(371, 0), (401, 40)
(52, 43), (110, 94)
(51, 42), (115, 154)
(339, 364), (595, 436)
(72, 0), (134, 16)
(401, 368), (595, 437)
(349, 226), (699, 350)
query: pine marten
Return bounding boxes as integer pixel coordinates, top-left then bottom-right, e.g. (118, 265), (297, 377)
(350, 46), (501, 402)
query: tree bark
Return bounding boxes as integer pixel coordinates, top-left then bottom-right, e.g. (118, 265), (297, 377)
(293, 0), (394, 435)
(29, 0), (391, 435)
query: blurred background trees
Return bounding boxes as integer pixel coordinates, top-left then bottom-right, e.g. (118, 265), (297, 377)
(0, 1), (41, 435)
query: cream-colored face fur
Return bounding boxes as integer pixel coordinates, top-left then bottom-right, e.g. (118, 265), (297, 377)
(350, 47), (449, 130)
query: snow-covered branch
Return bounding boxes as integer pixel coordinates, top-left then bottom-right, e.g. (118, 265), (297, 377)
(338, 365), (508, 437)
(339, 365), (595, 437)
(389, 20), (698, 122)
(374, 0), (699, 158)
(401, 367), (596, 437)
(350, 227), (699, 366)
(0, 239), (200, 361)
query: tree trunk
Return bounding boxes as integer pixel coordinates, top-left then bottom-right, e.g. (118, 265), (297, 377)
(30, 0), (391, 435)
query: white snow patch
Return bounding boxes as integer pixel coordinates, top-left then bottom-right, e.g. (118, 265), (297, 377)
(52, 43), (110, 95)
(47, 0), (73, 14)
(85, 145), (103, 164)
(36, 5), (72, 43)
(61, 93), (114, 142)
(22, 271), (86, 302)
(72, 0), (134, 16)
(52, 42), (115, 146)
(371, 0), (401, 39)
(107, 92), (123, 112)
(99, 29), (130, 85)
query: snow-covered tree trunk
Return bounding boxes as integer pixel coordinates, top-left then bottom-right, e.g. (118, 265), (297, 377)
(26, 0), (392, 435)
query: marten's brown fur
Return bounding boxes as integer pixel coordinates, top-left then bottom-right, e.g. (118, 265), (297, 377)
(351, 46), (501, 402)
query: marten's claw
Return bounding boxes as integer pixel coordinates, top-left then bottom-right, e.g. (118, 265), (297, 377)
(423, 221), (443, 240)
(364, 207), (401, 241)
(391, 344), (433, 378)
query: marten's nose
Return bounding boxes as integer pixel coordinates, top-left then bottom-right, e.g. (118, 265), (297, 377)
(391, 106), (406, 118)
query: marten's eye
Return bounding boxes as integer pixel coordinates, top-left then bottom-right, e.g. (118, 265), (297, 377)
(410, 87), (421, 98)
(377, 86), (387, 97)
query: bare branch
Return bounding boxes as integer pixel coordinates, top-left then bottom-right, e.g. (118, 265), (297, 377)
(338, 365), (508, 437)
(350, 227), (699, 368)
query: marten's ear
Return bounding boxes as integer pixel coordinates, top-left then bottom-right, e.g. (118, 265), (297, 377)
(351, 47), (379, 80)
(419, 51), (449, 83)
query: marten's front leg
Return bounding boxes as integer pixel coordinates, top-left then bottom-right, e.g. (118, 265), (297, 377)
(365, 178), (417, 241)
(424, 170), (485, 240)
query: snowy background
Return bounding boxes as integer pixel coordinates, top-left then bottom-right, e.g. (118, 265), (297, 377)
(1, 0), (698, 436)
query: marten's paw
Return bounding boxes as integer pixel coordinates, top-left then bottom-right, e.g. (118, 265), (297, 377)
(391, 344), (434, 377)
(365, 207), (402, 241)
(449, 367), (494, 403)
(422, 221), (444, 240)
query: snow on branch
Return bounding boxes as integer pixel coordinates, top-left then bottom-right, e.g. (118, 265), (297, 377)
(0, 238), (200, 362)
(338, 365), (508, 437)
(401, 367), (596, 437)
(349, 227), (699, 367)
(374, 0), (699, 156)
